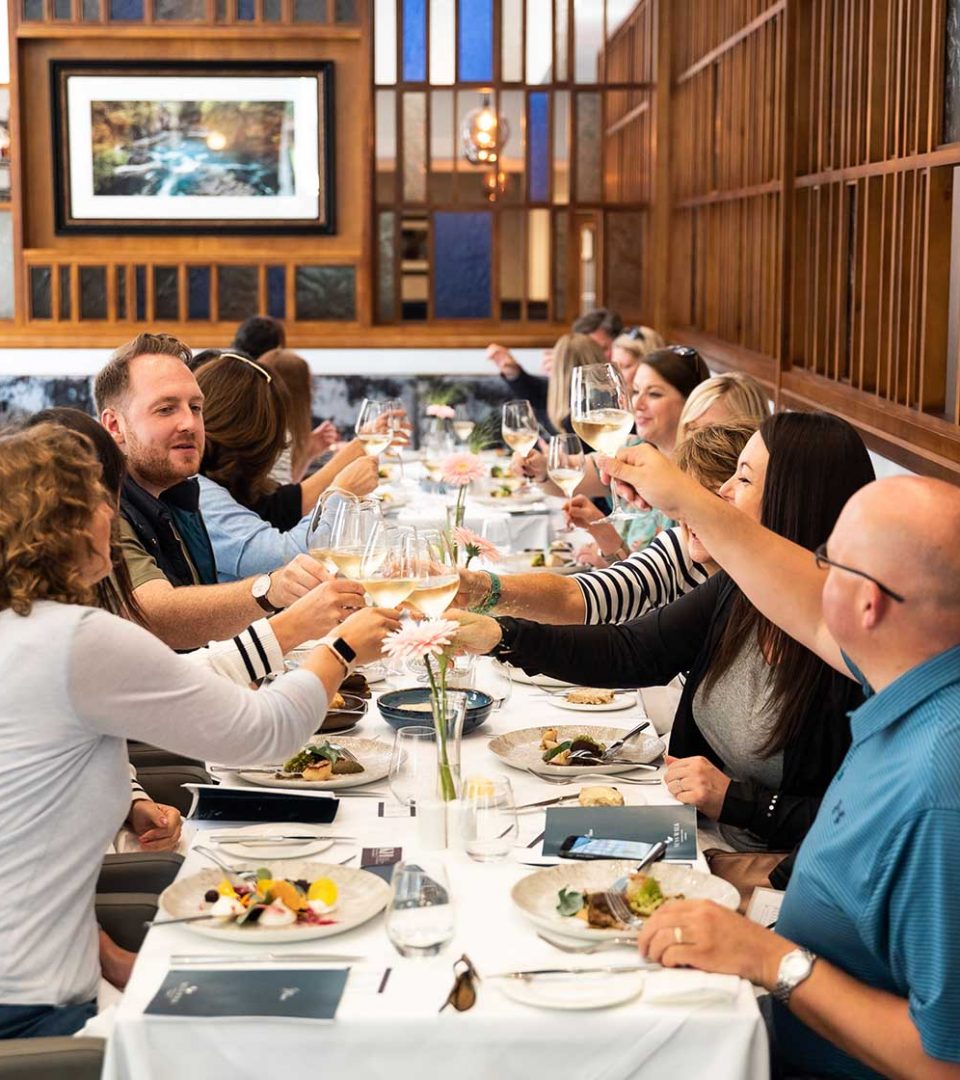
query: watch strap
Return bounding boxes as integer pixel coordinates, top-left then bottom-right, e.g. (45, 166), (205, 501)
(320, 634), (357, 674)
(772, 948), (817, 1007)
(252, 574), (282, 614)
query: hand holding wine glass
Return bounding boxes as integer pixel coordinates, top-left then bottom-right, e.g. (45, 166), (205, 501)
(355, 398), (394, 459)
(570, 364), (636, 524)
(406, 530), (460, 619)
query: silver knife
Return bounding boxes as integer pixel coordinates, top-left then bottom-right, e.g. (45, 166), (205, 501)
(600, 719), (654, 762)
(486, 965), (651, 980)
(515, 794), (579, 812)
(209, 834), (357, 843)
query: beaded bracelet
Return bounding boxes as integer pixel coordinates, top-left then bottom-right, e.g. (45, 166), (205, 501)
(470, 570), (502, 615)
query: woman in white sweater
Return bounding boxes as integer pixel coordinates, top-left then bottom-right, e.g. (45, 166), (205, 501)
(0, 423), (399, 1040)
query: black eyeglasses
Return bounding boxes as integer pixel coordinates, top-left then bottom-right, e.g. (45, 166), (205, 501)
(438, 954), (478, 1013)
(624, 327), (646, 342)
(813, 543), (905, 603)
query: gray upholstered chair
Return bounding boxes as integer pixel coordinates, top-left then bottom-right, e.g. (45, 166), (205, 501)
(0, 1037), (105, 1078)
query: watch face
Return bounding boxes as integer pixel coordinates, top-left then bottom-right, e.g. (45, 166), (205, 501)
(782, 951), (812, 981)
(252, 574), (271, 599)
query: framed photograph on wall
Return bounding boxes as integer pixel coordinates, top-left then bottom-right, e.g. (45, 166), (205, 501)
(50, 60), (334, 235)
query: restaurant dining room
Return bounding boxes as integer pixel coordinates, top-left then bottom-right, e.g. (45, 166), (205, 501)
(0, 0), (959, 1077)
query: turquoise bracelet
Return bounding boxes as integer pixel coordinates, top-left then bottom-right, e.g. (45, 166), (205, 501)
(471, 570), (502, 615)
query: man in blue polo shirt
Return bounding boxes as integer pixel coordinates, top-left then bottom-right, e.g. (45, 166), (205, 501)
(600, 450), (960, 1079)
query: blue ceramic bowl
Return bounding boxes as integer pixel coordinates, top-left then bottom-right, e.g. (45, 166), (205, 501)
(377, 688), (494, 734)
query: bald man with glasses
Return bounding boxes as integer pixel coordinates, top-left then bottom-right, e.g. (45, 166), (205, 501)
(596, 446), (960, 1080)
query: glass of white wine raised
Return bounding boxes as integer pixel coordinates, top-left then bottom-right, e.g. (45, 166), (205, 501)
(406, 530), (460, 619)
(305, 491), (348, 575)
(356, 528), (419, 608)
(547, 433), (586, 532)
(501, 399), (539, 458)
(328, 498), (386, 580)
(452, 405), (476, 444)
(355, 398), (395, 459)
(570, 363), (636, 524)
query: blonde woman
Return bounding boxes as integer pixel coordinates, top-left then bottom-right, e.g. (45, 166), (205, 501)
(0, 424), (399, 1038)
(545, 332), (608, 433)
(678, 371), (770, 441)
(610, 326), (667, 389)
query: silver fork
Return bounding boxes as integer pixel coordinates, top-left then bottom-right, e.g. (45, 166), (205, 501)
(526, 767), (660, 786)
(536, 932), (639, 954)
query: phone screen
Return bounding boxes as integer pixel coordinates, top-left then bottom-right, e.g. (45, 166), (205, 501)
(561, 836), (655, 860)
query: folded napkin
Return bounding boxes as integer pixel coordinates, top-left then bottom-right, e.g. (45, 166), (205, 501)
(641, 969), (740, 1006)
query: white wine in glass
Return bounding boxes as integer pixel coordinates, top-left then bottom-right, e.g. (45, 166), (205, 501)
(355, 528), (417, 607)
(355, 399), (393, 457)
(502, 400), (539, 457)
(452, 406), (475, 443)
(330, 498), (385, 579)
(547, 433), (586, 498)
(305, 493), (342, 574)
(407, 575), (460, 618)
(407, 531), (459, 618)
(570, 363), (636, 524)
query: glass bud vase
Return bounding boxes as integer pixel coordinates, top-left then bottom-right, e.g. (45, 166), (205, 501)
(431, 688), (467, 802)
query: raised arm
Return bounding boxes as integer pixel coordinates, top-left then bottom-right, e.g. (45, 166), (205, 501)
(599, 446), (848, 676)
(453, 568), (587, 624)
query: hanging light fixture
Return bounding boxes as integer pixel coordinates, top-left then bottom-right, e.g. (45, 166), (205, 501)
(461, 93), (508, 166)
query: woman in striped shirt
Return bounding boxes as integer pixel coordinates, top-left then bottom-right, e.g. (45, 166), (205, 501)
(454, 421), (757, 625)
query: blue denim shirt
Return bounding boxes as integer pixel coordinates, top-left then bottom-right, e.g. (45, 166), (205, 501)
(774, 645), (960, 1078)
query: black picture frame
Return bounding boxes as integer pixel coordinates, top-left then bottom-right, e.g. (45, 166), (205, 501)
(50, 59), (335, 236)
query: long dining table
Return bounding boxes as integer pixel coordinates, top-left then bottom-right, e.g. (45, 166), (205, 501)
(102, 665), (769, 1080)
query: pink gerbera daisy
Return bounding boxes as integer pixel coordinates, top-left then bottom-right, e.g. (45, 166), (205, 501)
(453, 527), (501, 563)
(426, 403), (456, 420)
(440, 452), (486, 487)
(382, 618), (459, 664)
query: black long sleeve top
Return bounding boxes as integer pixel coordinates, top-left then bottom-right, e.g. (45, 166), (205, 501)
(493, 573), (861, 857)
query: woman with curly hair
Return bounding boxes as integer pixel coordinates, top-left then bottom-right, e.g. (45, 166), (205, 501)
(0, 423), (399, 1038)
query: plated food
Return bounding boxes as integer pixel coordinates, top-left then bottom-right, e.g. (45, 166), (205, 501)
(489, 725), (664, 777)
(237, 736), (393, 790)
(511, 861), (739, 941)
(578, 785), (624, 807)
(548, 689), (637, 713)
(556, 873), (679, 929)
(160, 860), (391, 943)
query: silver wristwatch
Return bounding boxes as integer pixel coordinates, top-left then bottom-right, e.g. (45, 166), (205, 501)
(251, 573), (281, 614)
(772, 948), (817, 1006)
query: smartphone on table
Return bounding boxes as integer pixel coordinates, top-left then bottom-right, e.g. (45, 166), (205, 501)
(559, 835), (655, 861)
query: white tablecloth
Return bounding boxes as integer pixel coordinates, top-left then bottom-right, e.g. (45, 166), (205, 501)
(102, 675), (768, 1080)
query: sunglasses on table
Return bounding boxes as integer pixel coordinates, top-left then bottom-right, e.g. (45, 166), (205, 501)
(813, 543), (905, 603)
(439, 954), (479, 1013)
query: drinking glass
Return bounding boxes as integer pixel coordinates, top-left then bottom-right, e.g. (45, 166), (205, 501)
(473, 657), (513, 711)
(547, 433), (586, 532)
(452, 406), (476, 444)
(422, 422), (455, 484)
(388, 725), (437, 810)
(570, 363), (636, 524)
(386, 861), (455, 958)
(501, 399), (539, 458)
(354, 398), (394, 459)
(406, 530), (459, 619)
(357, 526), (417, 608)
(383, 396), (409, 479)
(329, 498), (385, 579)
(304, 491), (347, 575)
(459, 777), (518, 862)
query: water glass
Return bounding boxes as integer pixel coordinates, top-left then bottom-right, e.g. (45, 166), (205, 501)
(459, 776), (518, 862)
(386, 861), (455, 957)
(387, 726), (437, 810)
(474, 657), (513, 711)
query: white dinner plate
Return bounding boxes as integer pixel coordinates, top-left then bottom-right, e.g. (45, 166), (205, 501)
(374, 488), (408, 511)
(159, 860), (391, 943)
(497, 553), (587, 576)
(206, 823), (336, 860)
(548, 692), (638, 713)
(237, 736), (393, 790)
(505, 667), (575, 689)
(488, 725), (665, 777)
(494, 970), (646, 1010)
(473, 488), (545, 509)
(511, 861), (739, 941)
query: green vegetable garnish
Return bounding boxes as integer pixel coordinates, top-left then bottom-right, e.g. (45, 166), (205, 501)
(625, 874), (665, 917)
(255, 867), (273, 882)
(282, 741), (343, 773)
(556, 888), (585, 917)
(542, 740), (572, 762)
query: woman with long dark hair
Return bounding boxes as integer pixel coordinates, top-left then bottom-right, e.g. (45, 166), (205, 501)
(453, 412), (875, 869)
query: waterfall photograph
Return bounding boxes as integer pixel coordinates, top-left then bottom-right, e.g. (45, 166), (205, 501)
(90, 99), (296, 199)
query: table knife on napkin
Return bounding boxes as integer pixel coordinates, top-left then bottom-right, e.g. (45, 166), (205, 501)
(486, 965), (651, 980)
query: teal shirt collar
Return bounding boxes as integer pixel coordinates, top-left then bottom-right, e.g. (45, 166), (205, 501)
(847, 644), (960, 745)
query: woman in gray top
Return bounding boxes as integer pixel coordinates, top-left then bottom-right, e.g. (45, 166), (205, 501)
(0, 423), (400, 1039)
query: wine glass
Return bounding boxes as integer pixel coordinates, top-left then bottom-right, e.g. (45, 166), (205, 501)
(329, 498), (385, 579)
(385, 860), (455, 957)
(422, 423), (455, 484)
(355, 399), (394, 460)
(501, 400), (539, 458)
(459, 776), (518, 861)
(452, 406), (475, 444)
(547, 433), (586, 532)
(406, 530), (459, 619)
(382, 396), (409, 480)
(474, 656), (513, 711)
(357, 527), (418, 608)
(570, 363), (636, 524)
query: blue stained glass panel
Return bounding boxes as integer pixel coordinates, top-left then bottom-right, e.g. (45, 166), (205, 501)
(237, 0), (254, 19)
(403, 0), (427, 82)
(457, 0), (493, 82)
(267, 266), (286, 318)
(528, 92), (549, 202)
(188, 267), (211, 321)
(135, 266), (146, 321)
(434, 212), (491, 319)
(109, 0), (143, 19)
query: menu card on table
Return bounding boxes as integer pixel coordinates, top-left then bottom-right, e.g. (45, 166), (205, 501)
(184, 784), (339, 824)
(146, 969), (350, 1020)
(542, 805), (698, 861)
